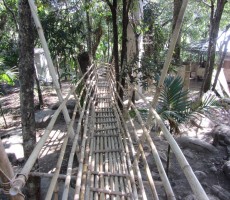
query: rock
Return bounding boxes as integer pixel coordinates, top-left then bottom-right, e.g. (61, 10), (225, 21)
(35, 109), (57, 128)
(210, 166), (217, 173)
(207, 195), (220, 200)
(183, 149), (195, 159)
(194, 171), (207, 181)
(176, 136), (218, 153)
(184, 194), (196, 200)
(211, 185), (230, 200)
(51, 99), (76, 110)
(211, 124), (230, 146)
(223, 161), (230, 179)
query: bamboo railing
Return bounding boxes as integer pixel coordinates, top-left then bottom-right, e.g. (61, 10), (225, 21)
(104, 64), (209, 200)
(9, 65), (95, 197)
(4, 63), (210, 200)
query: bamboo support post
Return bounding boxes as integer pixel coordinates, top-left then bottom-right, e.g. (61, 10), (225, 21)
(146, 0), (189, 128)
(135, 89), (209, 200)
(0, 139), (24, 200)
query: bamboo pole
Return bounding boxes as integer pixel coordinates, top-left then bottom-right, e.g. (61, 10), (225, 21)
(112, 81), (158, 200)
(10, 69), (91, 196)
(146, 0), (189, 128)
(28, 0), (93, 139)
(45, 135), (69, 200)
(0, 139), (24, 200)
(74, 98), (92, 199)
(29, 172), (77, 180)
(135, 89), (209, 200)
(62, 79), (96, 199)
(130, 101), (175, 199)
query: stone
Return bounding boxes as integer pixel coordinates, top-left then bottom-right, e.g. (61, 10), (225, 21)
(222, 161), (230, 179)
(35, 109), (57, 128)
(210, 166), (217, 173)
(176, 136), (218, 153)
(183, 149), (195, 159)
(184, 194), (196, 200)
(211, 124), (230, 146)
(211, 185), (230, 200)
(194, 171), (207, 181)
(207, 195), (220, 200)
(51, 99), (76, 110)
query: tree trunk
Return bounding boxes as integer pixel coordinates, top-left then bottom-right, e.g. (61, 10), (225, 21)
(18, 1), (40, 199)
(202, 0), (227, 94)
(85, 0), (92, 58)
(34, 70), (44, 109)
(119, 0), (131, 108)
(145, 0), (188, 129)
(212, 35), (230, 91)
(106, 0), (119, 89)
(172, 0), (182, 65)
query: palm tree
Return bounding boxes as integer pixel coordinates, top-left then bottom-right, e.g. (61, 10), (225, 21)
(157, 75), (218, 175)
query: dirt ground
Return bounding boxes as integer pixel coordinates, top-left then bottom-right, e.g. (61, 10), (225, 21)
(0, 80), (230, 199)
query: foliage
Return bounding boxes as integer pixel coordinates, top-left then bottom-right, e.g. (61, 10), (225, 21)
(0, 57), (18, 85)
(157, 75), (219, 134)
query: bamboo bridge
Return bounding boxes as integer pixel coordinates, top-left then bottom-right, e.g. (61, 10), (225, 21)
(0, 63), (209, 200)
(0, 0), (210, 199)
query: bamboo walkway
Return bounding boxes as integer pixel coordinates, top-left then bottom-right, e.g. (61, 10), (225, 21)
(78, 70), (137, 199)
(2, 64), (209, 200)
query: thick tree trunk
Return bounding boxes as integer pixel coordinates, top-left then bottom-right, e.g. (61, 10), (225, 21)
(18, 1), (40, 199)
(212, 35), (230, 91)
(119, 0), (131, 108)
(172, 0), (182, 65)
(202, 0), (227, 94)
(85, 0), (92, 58)
(106, 0), (119, 89)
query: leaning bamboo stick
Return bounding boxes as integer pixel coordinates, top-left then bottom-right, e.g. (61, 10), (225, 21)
(112, 96), (148, 200)
(117, 76), (172, 199)
(45, 79), (85, 199)
(84, 101), (95, 200)
(45, 135), (69, 200)
(129, 101), (176, 200)
(146, 0), (189, 127)
(28, 0), (77, 139)
(62, 80), (96, 200)
(10, 85), (76, 196)
(110, 71), (157, 200)
(135, 89), (209, 200)
(0, 139), (24, 200)
(74, 98), (92, 199)
(29, 172), (77, 180)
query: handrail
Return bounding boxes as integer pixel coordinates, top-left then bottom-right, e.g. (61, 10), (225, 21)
(9, 65), (96, 196)
(134, 88), (209, 200)
(108, 65), (208, 199)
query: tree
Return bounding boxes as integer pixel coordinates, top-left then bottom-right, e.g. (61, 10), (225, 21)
(202, 0), (227, 94)
(106, 0), (119, 89)
(172, 0), (182, 64)
(18, 0), (39, 199)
